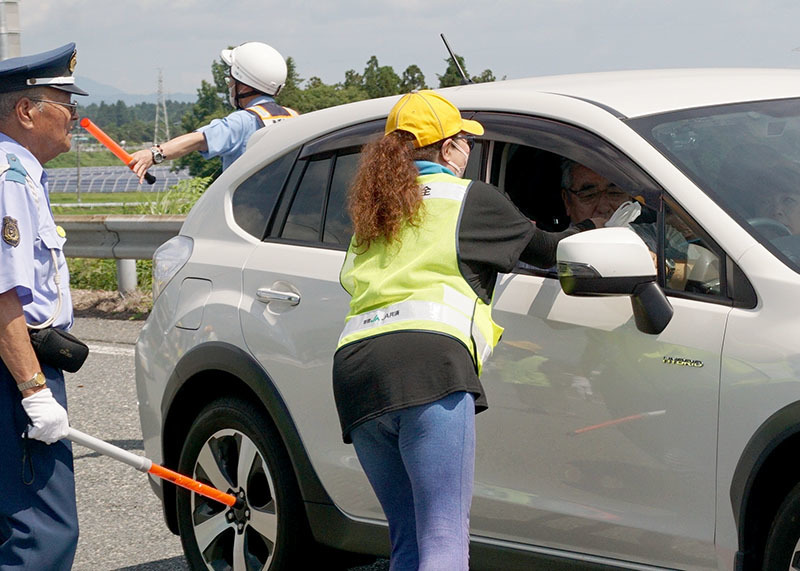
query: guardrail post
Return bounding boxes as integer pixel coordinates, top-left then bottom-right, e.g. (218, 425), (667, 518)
(116, 259), (137, 294)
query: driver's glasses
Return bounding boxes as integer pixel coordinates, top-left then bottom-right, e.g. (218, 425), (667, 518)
(567, 184), (629, 204)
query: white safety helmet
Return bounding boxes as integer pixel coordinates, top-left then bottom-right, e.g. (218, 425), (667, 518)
(221, 42), (287, 97)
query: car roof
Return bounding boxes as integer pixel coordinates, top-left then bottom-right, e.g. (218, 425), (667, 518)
(441, 68), (800, 119)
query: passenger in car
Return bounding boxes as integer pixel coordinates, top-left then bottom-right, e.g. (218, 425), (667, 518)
(332, 90), (602, 571)
(749, 163), (800, 236)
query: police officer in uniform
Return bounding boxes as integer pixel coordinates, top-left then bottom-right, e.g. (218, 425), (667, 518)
(128, 41), (297, 180)
(0, 43), (88, 570)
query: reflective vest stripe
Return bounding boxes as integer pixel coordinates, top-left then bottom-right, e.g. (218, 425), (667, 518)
(246, 103), (297, 124)
(421, 181), (467, 202)
(338, 298), (491, 362)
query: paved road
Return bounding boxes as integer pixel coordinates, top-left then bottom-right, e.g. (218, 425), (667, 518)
(68, 318), (187, 570)
(67, 317), (388, 570)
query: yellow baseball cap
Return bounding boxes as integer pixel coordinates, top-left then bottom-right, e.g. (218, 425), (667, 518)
(385, 90), (484, 148)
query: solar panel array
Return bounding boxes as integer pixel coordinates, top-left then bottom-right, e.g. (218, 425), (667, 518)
(48, 166), (193, 193)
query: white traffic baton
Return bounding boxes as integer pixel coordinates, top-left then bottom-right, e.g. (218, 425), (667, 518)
(67, 427), (242, 508)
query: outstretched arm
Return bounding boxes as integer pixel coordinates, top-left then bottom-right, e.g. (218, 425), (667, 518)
(128, 131), (208, 183)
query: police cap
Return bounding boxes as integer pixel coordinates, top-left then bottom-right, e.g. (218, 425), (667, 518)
(0, 43), (88, 96)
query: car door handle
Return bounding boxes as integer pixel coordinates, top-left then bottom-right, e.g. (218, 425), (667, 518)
(256, 287), (301, 306)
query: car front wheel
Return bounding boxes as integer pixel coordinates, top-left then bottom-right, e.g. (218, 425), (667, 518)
(176, 397), (305, 570)
(763, 481), (800, 570)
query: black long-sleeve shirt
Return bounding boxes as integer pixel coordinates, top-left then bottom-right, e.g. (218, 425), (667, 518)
(332, 180), (595, 441)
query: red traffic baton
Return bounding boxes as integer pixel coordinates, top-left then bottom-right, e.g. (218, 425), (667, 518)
(67, 427), (241, 508)
(79, 117), (156, 185)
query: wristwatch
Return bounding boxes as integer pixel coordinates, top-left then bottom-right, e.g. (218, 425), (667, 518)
(150, 145), (166, 164)
(18, 371), (46, 392)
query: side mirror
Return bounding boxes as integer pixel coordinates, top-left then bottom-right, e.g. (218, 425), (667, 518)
(556, 227), (673, 334)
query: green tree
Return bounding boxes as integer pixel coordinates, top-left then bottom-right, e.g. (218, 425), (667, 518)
(171, 54), (231, 178)
(175, 78), (228, 178)
(211, 57), (229, 97)
(400, 65), (427, 92)
(276, 56), (303, 111)
(471, 69), (496, 83)
(362, 56), (401, 98)
(438, 55), (497, 87)
(300, 81), (368, 113)
(438, 55), (470, 88)
(343, 69), (363, 90)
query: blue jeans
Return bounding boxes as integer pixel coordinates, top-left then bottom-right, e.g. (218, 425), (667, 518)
(351, 391), (475, 571)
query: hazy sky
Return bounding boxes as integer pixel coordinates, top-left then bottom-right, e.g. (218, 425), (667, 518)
(18, 0), (800, 96)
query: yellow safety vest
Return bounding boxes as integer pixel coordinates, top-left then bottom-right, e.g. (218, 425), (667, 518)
(338, 172), (504, 375)
(245, 102), (298, 125)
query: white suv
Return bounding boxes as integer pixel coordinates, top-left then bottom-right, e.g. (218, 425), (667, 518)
(136, 69), (800, 570)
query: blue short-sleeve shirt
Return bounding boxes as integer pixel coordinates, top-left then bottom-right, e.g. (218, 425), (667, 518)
(196, 95), (275, 171)
(0, 133), (73, 330)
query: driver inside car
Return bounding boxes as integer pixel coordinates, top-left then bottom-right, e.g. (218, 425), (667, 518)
(559, 159), (690, 286)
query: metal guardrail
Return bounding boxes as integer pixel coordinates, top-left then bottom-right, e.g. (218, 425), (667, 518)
(56, 215), (185, 259)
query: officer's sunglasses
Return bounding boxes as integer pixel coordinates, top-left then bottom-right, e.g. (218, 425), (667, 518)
(29, 98), (79, 116)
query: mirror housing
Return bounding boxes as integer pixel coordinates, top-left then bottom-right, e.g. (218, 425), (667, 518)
(557, 228), (673, 334)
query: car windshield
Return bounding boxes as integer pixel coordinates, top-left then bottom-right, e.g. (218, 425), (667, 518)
(629, 98), (800, 273)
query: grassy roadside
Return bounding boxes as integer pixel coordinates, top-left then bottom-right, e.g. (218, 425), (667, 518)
(61, 177), (211, 300)
(52, 191), (161, 215)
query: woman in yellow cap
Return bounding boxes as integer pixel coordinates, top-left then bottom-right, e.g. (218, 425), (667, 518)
(332, 90), (600, 570)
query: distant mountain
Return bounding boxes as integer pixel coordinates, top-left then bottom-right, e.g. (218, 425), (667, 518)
(76, 76), (196, 106)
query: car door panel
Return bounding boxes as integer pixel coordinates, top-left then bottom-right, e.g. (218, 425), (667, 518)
(238, 242), (384, 517)
(472, 272), (727, 568)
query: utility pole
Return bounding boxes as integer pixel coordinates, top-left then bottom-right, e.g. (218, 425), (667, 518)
(153, 69), (170, 146)
(0, 0), (21, 60)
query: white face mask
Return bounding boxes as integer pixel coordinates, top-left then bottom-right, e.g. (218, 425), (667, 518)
(228, 83), (238, 109)
(445, 139), (470, 177)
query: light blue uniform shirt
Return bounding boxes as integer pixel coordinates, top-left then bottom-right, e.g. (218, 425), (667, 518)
(196, 95), (276, 171)
(0, 133), (73, 330)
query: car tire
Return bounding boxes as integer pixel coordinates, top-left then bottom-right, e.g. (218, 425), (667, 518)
(176, 397), (306, 570)
(762, 481), (800, 570)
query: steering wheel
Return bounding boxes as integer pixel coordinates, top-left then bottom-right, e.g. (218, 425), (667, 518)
(747, 217), (792, 239)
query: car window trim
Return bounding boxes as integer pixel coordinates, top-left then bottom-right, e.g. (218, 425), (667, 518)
(299, 119), (384, 159)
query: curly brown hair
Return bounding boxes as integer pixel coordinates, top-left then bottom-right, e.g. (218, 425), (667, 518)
(348, 131), (442, 250)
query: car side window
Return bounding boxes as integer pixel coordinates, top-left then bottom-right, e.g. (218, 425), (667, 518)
(661, 201), (724, 297)
(231, 148), (299, 239)
(323, 151), (359, 245)
(281, 157), (333, 242)
(469, 113), (663, 279)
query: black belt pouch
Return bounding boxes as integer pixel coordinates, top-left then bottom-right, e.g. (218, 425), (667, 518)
(28, 327), (89, 373)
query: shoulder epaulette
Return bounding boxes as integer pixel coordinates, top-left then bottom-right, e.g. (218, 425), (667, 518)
(3, 153), (29, 185)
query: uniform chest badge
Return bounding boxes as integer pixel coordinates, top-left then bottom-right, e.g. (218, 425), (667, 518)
(2, 216), (20, 247)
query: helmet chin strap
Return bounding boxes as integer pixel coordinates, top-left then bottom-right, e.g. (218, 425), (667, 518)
(230, 80), (265, 109)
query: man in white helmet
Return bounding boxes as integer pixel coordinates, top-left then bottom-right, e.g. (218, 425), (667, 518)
(129, 42), (297, 180)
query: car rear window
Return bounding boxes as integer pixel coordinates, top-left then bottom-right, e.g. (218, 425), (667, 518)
(232, 148), (299, 239)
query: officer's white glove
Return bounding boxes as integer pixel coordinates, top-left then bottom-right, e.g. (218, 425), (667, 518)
(21, 388), (70, 444)
(605, 200), (642, 228)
